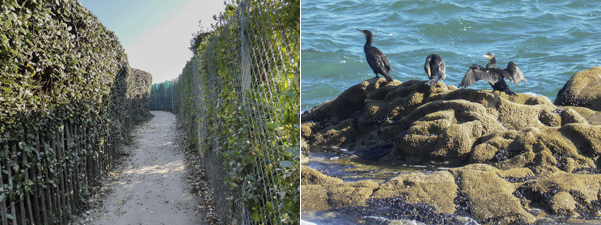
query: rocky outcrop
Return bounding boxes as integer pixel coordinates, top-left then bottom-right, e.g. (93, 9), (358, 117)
(302, 78), (601, 174)
(450, 164), (537, 224)
(302, 164), (601, 224)
(519, 172), (601, 218)
(302, 68), (601, 224)
(301, 166), (378, 211)
(555, 67), (601, 111)
(372, 171), (457, 214)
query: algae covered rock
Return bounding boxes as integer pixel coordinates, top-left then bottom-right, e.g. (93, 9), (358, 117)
(520, 172), (601, 218)
(302, 77), (601, 174)
(372, 171), (457, 214)
(301, 163), (601, 224)
(301, 166), (378, 211)
(450, 164), (537, 224)
(301, 166), (458, 213)
(563, 106), (601, 125)
(302, 68), (601, 224)
(301, 166), (343, 185)
(555, 67), (601, 111)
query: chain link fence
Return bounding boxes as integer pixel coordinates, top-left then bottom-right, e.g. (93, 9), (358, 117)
(172, 0), (300, 223)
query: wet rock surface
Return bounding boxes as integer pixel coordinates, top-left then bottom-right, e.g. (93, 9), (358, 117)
(302, 69), (601, 224)
(555, 67), (601, 111)
(372, 171), (457, 214)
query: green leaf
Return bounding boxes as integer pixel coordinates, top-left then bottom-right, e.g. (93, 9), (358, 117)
(251, 210), (260, 222)
(266, 201), (274, 212)
(280, 160), (295, 168)
(286, 147), (300, 157)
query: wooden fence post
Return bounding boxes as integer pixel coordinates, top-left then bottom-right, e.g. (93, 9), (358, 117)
(64, 123), (74, 211)
(34, 133), (48, 224)
(6, 145), (17, 225)
(22, 132), (34, 225)
(56, 125), (68, 214)
(0, 145), (9, 224)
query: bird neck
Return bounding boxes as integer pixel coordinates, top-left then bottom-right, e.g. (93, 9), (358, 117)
(486, 58), (496, 68)
(364, 35), (373, 47)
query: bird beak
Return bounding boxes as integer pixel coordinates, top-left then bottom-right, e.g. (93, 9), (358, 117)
(357, 28), (364, 33)
(483, 54), (490, 59)
(426, 68), (431, 76)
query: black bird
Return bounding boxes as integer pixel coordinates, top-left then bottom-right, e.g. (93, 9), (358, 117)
(483, 52), (496, 68)
(424, 54), (446, 86)
(357, 29), (393, 82)
(458, 61), (527, 95)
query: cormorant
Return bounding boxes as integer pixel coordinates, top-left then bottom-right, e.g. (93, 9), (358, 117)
(458, 61), (527, 95)
(357, 29), (393, 82)
(424, 54), (446, 86)
(484, 52), (496, 68)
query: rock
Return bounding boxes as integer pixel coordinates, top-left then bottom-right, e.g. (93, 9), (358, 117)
(550, 191), (579, 217)
(301, 166), (343, 185)
(372, 171), (457, 214)
(521, 172), (601, 218)
(555, 67), (601, 111)
(560, 108), (588, 125)
(300, 166), (378, 210)
(301, 138), (310, 164)
(562, 106), (601, 125)
(302, 78), (601, 174)
(301, 185), (330, 211)
(450, 164), (537, 224)
(324, 181), (377, 209)
(302, 72), (601, 223)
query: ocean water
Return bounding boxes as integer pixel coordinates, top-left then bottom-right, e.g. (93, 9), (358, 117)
(301, 0), (601, 112)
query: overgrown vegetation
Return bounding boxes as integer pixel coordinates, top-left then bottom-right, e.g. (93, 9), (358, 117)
(0, 0), (151, 223)
(171, 0), (300, 223)
(189, 21), (212, 56)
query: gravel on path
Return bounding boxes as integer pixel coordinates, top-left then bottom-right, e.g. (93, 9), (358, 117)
(80, 111), (205, 225)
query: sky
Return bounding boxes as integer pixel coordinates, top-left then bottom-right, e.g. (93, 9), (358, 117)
(78, 0), (225, 84)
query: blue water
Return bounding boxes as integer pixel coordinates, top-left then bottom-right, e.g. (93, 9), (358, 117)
(301, 0), (601, 112)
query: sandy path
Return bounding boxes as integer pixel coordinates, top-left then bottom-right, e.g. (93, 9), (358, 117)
(86, 111), (203, 225)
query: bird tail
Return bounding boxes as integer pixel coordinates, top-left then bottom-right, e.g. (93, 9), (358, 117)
(426, 78), (439, 86)
(383, 74), (393, 82)
(504, 89), (517, 96)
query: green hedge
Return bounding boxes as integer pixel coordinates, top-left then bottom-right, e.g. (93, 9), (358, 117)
(128, 68), (153, 121)
(173, 0), (300, 223)
(0, 0), (151, 223)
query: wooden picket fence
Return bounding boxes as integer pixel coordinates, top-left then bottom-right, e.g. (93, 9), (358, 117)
(0, 121), (122, 225)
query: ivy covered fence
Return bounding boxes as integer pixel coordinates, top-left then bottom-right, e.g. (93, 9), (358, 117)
(170, 0), (300, 223)
(0, 0), (152, 224)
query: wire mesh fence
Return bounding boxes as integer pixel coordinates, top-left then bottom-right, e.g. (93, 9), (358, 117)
(172, 0), (300, 223)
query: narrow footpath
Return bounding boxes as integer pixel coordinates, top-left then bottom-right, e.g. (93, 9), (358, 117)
(80, 111), (204, 225)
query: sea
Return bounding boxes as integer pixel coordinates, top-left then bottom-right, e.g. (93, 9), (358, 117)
(301, 0), (601, 112)
(300, 0), (601, 224)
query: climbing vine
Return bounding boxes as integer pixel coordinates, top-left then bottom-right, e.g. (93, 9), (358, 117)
(172, 0), (299, 223)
